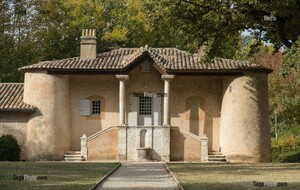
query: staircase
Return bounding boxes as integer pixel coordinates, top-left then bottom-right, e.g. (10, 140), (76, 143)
(64, 151), (85, 161)
(207, 152), (227, 163)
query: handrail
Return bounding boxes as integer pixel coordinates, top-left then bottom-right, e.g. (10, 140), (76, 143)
(88, 126), (118, 141)
(174, 127), (202, 141)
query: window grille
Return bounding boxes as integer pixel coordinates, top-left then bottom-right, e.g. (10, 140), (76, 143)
(139, 96), (152, 115)
(92, 100), (101, 115)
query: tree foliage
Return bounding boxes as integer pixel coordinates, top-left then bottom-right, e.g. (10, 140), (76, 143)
(162, 0), (300, 48)
(282, 37), (300, 78)
(0, 0), (299, 81)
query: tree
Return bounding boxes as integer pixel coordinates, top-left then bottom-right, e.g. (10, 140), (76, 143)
(0, 0), (40, 82)
(156, 0), (300, 58)
(282, 37), (300, 78)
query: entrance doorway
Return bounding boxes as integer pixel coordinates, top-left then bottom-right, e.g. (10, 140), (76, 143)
(128, 93), (161, 126)
(138, 96), (153, 125)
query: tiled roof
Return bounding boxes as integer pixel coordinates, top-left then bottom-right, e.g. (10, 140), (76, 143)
(0, 83), (36, 112)
(19, 47), (272, 73)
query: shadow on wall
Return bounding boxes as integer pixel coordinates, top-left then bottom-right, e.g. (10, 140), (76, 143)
(244, 74), (270, 161)
(186, 96), (206, 136)
(187, 96), (215, 151)
(170, 127), (186, 161)
(244, 77), (259, 103)
(151, 149), (162, 161)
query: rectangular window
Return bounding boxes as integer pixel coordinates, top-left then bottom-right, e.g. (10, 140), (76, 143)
(92, 100), (101, 115)
(139, 96), (152, 115)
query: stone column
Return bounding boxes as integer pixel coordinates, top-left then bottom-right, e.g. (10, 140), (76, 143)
(201, 135), (208, 162)
(160, 75), (174, 162)
(161, 75), (174, 127)
(116, 75), (129, 126)
(116, 75), (129, 161)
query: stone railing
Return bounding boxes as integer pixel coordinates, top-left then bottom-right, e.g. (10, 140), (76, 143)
(200, 135), (208, 162)
(80, 126), (117, 160)
(177, 129), (209, 162)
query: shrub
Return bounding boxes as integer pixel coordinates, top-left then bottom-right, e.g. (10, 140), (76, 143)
(275, 151), (300, 163)
(0, 134), (21, 161)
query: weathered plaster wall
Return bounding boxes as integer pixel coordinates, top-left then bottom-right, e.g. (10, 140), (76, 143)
(0, 112), (28, 160)
(87, 127), (118, 160)
(126, 61), (163, 91)
(70, 75), (119, 150)
(170, 127), (202, 161)
(23, 72), (71, 161)
(219, 73), (271, 163)
(170, 76), (223, 152)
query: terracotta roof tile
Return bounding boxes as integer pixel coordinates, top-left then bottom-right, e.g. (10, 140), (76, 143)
(0, 83), (36, 112)
(19, 47), (272, 73)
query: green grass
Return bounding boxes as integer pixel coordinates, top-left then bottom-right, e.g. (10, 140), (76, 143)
(0, 162), (119, 190)
(168, 163), (300, 190)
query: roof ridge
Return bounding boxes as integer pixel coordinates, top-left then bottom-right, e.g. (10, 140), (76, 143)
(0, 83), (24, 85)
(18, 46), (273, 74)
(121, 48), (147, 68)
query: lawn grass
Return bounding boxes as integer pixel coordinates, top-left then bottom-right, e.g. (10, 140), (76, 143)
(168, 163), (300, 190)
(0, 162), (119, 190)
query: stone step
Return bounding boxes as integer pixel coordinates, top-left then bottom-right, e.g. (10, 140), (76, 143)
(207, 152), (227, 163)
(208, 152), (223, 155)
(65, 151), (81, 155)
(207, 161), (227, 163)
(64, 154), (83, 157)
(64, 157), (85, 161)
(208, 155), (226, 158)
(208, 157), (226, 161)
(64, 151), (84, 161)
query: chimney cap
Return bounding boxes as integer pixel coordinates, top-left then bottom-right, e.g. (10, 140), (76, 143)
(81, 29), (96, 37)
(80, 29), (97, 59)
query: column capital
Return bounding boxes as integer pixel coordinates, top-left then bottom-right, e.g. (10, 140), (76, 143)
(116, 75), (129, 81)
(161, 75), (174, 81)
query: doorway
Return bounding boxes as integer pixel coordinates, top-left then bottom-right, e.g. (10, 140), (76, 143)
(128, 93), (161, 126)
(138, 96), (153, 125)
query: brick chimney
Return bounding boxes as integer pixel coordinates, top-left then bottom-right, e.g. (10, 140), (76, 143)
(80, 29), (96, 59)
(198, 44), (207, 58)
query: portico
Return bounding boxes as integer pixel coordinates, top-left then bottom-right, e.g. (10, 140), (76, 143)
(115, 67), (175, 161)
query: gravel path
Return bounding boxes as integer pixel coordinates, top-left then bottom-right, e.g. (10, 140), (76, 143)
(96, 162), (181, 190)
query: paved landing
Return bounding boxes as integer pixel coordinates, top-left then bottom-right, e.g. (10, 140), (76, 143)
(96, 162), (181, 190)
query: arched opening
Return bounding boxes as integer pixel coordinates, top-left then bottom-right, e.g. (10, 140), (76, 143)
(140, 129), (147, 148)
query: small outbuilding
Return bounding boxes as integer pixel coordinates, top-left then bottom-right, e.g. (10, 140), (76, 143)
(0, 29), (272, 163)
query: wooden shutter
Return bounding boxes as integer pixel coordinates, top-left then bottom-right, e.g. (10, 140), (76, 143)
(128, 94), (138, 126)
(153, 96), (161, 126)
(79, 99), (91, 116)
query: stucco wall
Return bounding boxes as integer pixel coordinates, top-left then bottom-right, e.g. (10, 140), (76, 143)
(170, 76), (223, 152)
(170, 127), (202, 161)
(70, 75), (119, 150)
(219, 73), (271, 163)
(126, 60), (164, 124)
(23, 72), (71, 161)
(0, 112), (28, 160)
(87, 127), (118, 160)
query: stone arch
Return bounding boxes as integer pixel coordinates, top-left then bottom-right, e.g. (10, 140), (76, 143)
(140, 129), (147, 148)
